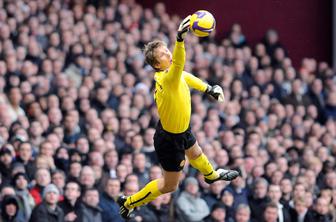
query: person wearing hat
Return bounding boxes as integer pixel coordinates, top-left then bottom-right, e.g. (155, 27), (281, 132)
(176, 177), (210, 222)
(29, 184), (64, 222)
(0, 195), (25, 222)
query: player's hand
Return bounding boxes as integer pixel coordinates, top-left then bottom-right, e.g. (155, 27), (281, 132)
(206, 85), (225, 102)
(176, 15), (191, 42)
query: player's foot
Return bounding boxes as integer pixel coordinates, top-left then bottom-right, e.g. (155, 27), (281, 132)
(205, 168), (240, 184)
(118, 196), (133, 219)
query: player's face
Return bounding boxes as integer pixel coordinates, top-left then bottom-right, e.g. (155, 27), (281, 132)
(154, 45), (172, 70)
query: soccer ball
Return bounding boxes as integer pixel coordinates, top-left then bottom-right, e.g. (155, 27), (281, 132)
(190, 10), (216, 37)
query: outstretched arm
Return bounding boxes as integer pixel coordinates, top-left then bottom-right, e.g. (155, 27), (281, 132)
(183, 71), (208, 92)
(164, 15), (190, 84)
(184, 71), (225, 102)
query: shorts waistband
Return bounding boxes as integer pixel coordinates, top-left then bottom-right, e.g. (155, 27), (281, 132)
(157, 121), (190, 135)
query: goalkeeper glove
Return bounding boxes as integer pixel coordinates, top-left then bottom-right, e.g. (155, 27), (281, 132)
(176, 15), (191, 42)
(206, 85), (225, 102)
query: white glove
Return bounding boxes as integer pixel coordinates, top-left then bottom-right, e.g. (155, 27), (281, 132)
(206, 85), (225, 102)
(176, 15), (191, 42)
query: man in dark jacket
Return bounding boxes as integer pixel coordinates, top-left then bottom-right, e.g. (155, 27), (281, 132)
(0, 147), (14, 185)
(262, 202), (278, 222)
(266, 184), (291, 222)
(99, 178), (124, 222)
(0, 195), (25, 222)
(15, 142), (36, 181)
(58, 181), (83, 222)
(310, 197), (333, 222)
(29, 183), (64, 222)
(282, 79), (311, 108)
(82, 188), (102, 222)
(248, 178), (269, 221)
(290, 196), (315, 222)
(307, 79), (326, 123)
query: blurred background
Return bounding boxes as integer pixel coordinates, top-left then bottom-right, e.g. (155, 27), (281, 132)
(0, 0), (334, 222)
(140, 0), (333, 68)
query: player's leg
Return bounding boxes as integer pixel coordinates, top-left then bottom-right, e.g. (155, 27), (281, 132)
(118, 170), (181, 218)
(185, 141), (240, 183)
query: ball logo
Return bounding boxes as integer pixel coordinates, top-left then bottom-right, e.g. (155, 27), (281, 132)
(192, 21), (215, 34)
(195, 11), (206, 18)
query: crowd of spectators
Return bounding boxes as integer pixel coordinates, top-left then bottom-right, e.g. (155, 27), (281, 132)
(0, 0), (334, 221)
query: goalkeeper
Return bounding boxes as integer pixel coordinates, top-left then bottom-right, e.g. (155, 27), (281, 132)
(118, 15), (240, 218)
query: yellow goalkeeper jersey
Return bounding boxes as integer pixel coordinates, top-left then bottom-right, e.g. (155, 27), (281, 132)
(154, 41), (208, 133)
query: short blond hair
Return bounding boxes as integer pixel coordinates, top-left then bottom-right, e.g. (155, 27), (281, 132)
(143, 40), (166, 70)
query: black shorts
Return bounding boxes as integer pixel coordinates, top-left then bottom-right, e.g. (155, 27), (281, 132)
(153, 121), (196, 172)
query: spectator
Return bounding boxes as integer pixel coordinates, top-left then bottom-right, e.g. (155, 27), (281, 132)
(262, 202), (279, 222)
(149, 165), (163, 181)
(54, 147), (70, 173)
(82, 188), (102, 222)
(132, 152), (149, 188)
(249, 178), (269, 221)
(311, 197), (333, 222)
(63, 115), (81, 145)
(235, 204), (252, 222)
(79, 166), (96, 190)
(307, 79), (326, 123)
(290, 196), (314, 222)
(0, 146), (14, 184)
(51, 170), (65, 198)
(0, 195), (25, 222)
(225, 176), (249, 210)
(1, 186), (16, 203)
(29, 121), (44, 149)
(280, 178), (293, 207)
(204, 202), (228, 222)
(142, 128), (157, 163)
(262, 29), (284, 61)
(324, 92), (336, 120)
(7, 87), (25, 122)
(220, 188), (235, 220)
(203, 181), (226, 209)
(29, 184), (64, 222)
(58, 181), (83, 222)
(176, 177), (210, 222)
(68, 161), (82, 182)
(102, 149), (119, 179)
(282, 79), (311, 108)
(267, 184), (292, 222)
(15, 142), (36, 181)
(99, 178), (123, 222)
(146, 193), (174, 222)
(12, 172), (35, 221)
(29, 168), (51, 205)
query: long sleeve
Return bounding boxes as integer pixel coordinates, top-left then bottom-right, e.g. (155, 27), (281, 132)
(183, 72), (208, 92)
(164, 41), (185, 84)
